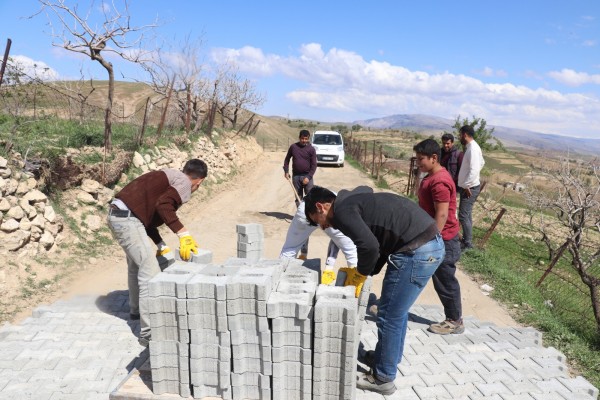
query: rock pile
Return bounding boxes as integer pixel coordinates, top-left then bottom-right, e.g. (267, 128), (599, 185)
(0, 155), (63, 255)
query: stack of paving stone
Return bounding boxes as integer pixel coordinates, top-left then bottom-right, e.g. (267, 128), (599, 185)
(236, 223), (264, 261)
(146, 249), (373, 400)
(312, 276), (372, 400)
(267, 261), (320, 399)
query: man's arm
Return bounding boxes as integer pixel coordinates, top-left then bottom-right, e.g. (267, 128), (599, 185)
(433, 201), (449, 233)
(334, 208), (379, 276)
(324, 227), (358, 266)
(283, 146), (293, 177)
(308, 146), (317, 179)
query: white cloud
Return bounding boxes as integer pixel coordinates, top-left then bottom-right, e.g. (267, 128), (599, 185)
(548, 68), (600, 86)
(474, 67), (508, 78)
(582, 39), (597, 47)
(211, 43), (600, 138)
(8, 55), (60, 81)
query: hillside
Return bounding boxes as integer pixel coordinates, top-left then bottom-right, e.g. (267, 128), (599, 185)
(354, 114), (600, 156)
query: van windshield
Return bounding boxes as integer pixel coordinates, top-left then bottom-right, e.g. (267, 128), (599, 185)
(313, 135), (342, 145)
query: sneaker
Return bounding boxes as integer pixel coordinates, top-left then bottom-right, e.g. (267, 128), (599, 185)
(129, 313), (140, 320)
(429, 319), (465, 335)
(138, 337), (150, 347)
(297, 253), (307, 260)
(356, 371), (396, 395)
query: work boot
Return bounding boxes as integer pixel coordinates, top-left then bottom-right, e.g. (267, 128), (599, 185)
(297, 252), (307, 260)
(129, 313), (140, 320)
(356, 371), (396, 395)
(429, 319), (465, 335)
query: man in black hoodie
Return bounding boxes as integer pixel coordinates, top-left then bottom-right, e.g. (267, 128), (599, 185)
(304, 186), (444, 395)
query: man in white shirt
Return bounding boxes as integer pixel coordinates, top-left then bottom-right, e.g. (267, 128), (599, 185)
(280, 200), (358, 284)
(456, 125), (485, 250)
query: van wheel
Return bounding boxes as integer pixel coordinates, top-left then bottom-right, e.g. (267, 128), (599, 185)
(339, 163), (344, 168)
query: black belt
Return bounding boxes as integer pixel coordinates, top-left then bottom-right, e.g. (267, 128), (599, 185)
(108, 204), (133, 218)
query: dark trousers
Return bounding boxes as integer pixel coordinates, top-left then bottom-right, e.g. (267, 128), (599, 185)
(431, 234), (462, 321)
(292, 175), (314, 204)
(458, 184), (481, 247)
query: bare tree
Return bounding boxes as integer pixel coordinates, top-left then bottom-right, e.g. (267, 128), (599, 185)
(524, 158), (600, 333)
(142, 35), (207, 134)
(35, 0), (157, 151)
(219, 68), (265, 130)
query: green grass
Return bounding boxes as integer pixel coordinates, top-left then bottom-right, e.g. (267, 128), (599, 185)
(461, 229), (600, 387)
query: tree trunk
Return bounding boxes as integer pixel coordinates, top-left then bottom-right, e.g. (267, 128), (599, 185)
(97, 58), (114, 152)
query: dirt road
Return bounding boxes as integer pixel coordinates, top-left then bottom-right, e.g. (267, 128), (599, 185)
(43, 151), (518, 327)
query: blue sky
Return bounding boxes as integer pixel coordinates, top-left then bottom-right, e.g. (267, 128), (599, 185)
(2, 1), (600, 139)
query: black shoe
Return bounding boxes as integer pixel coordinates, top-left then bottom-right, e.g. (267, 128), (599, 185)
(130, 313), (140, 320)
(356, 371), (396, 395)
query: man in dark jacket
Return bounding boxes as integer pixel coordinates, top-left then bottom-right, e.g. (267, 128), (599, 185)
(107, 159), (207, 346)
(283, 129), (317, 205)
(440, 133), (463, 190)
(304, 186), (444, 395)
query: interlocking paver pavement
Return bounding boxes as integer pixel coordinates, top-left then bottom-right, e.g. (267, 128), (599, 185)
(0, 292), (598, 400)
(0, 291), (146, 400)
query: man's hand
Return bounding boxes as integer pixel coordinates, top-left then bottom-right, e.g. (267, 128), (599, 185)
(344, 269), (368, 298)
(302, 177), (309, 185)
(464, 187), (472, 198)
(321, 270), (336, 286)
(284, 172), (290, 179)
(178, 232), (198, 261)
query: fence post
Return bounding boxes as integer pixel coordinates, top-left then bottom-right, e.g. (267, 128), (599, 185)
(536, 240), (569, 287)
(371, 140), (376, 176)
(0, 38), (12, 88)
(137, 97), (151, 147)
(478, 208), (507, 248)
(363, 141), (368, 167)
(377, 145), (382, 180)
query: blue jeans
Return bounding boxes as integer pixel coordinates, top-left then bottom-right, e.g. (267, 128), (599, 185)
(107, 213), (161, 340)
(458, 185), (481, 247)
(373, 234), (445, 382)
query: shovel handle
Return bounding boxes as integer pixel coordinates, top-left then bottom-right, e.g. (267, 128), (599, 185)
(286, 176), (302, 204)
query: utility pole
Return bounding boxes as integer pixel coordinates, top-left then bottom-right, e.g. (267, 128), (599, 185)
(0, 38), (13, 88)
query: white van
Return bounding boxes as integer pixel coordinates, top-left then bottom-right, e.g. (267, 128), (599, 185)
(311, 130), (345, 167)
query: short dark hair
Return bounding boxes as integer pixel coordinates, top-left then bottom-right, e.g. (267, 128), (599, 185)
(441, 133), (454, 143)
(459, 125), (475, 138)
(413, 139), (441, 160)
(303, 186), (336, 226)
(183, 159), (208, 179)
(299, 129), (310, 138)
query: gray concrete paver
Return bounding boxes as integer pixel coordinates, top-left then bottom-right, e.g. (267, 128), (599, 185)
(0, 289), (597, 400)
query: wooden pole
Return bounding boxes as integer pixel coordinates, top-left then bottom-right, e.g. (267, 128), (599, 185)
(0, 38), (12, 88)
(478, 208), (507, 248)
(371, 141), (376, 176)
(157, 78), (174, 139)
(137, 97), (151, 147)
(536, 240), (569, 287)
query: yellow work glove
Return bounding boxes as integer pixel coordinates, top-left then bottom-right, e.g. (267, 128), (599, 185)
(321, 270), (336, 286)
(344, 268), (367, 298)
(178, 232), (198, 261)
(156, 246), (171, 257)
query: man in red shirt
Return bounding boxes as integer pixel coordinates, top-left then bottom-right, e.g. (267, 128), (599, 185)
(414, 139), (464, 334)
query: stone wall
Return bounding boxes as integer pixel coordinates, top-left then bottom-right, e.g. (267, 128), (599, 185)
(0, 135), (262, 256)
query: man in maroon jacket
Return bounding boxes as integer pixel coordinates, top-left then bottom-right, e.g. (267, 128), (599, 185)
(283, 129), (317, 205)
(107, 159), (207, 346)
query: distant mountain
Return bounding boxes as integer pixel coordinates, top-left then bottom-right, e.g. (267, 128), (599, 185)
(354, 114), (600, 156)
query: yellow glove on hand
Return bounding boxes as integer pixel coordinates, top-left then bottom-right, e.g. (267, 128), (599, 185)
(344, 268), (367, 298)
(321, 270), (336, 286)
(156, 246), (171, 257)
(178, 233), (198, 261)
